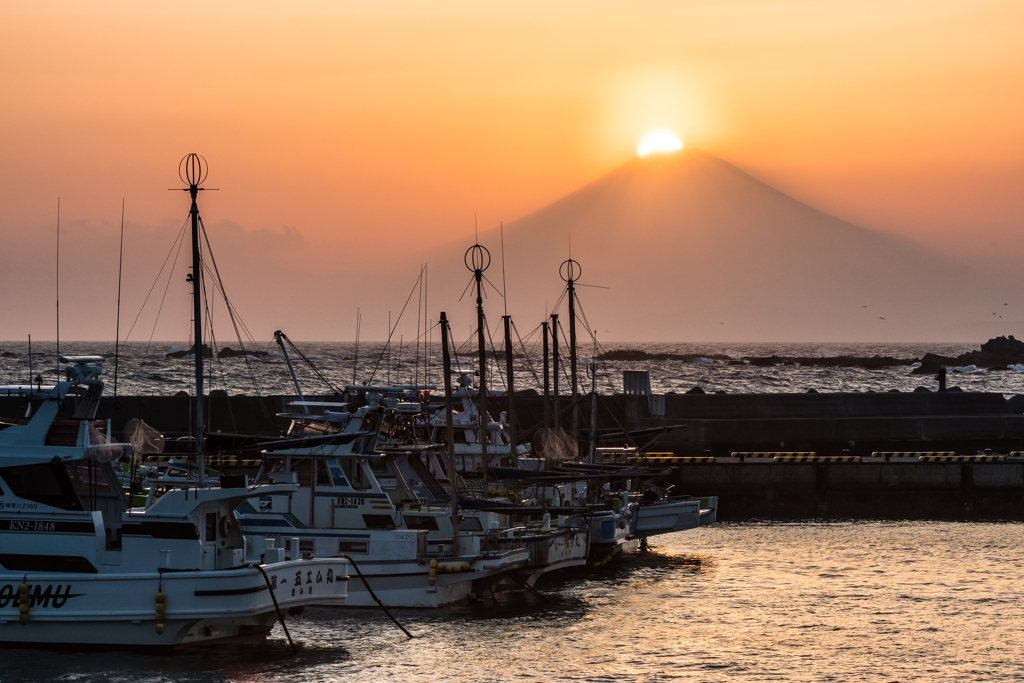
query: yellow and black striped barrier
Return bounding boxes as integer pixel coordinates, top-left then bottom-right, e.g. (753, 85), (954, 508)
(1009, 452), (1024, 458)
(918, 455), (1005, 463)
(872, 451), (954, 458)
(627, 456), (716, 464)
(774, 456), (861, 463)
(732, 452), (815, 459)
(143, 455), (262, 467)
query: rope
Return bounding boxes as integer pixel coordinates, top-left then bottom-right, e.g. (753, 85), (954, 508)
(340, 554), (414, 639)
(256, 564), (297, 654)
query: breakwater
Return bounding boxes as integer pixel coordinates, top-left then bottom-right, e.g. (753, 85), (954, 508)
(6, 390), (1024, 519)
(510, 391), (1024, 520)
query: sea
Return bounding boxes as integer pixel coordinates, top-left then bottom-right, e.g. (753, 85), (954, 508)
(3, 341), (1023, 681)
(2, 340), (1022, 397)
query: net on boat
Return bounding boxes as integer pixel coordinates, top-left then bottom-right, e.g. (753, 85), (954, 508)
(85, 422), (120, 463)
(533, 427), (578, 461)
(123, 418), (166, 460)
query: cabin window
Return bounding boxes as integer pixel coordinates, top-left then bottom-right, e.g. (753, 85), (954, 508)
(459, 517), (484, 532)
(0, 463), (83, 511)
(338, 540), (368, 554)
(404, 515), (439, 531)
(65, 463), (115, 494)
(362, 514), (396, 530)
(292, 459), (330, 487)
(205, 512), (217, 542)
(299, 539), (316, 553)
(342, 460), (371, 491)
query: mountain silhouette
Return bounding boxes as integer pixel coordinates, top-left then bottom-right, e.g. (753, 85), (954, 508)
(432, 147), (1004, 342)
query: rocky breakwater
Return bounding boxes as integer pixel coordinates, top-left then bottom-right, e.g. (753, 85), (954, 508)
(913, 335), (1024, 375)
(596, 348), (915, 369)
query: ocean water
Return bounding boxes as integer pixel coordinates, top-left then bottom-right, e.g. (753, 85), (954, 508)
(5, 521), (1023, 682)
(2, 340), (1021, 398)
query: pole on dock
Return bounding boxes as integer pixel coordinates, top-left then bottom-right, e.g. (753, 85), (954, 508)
(465, 244), (491, 492)
(551, 313), (560, 434)
(503, 315), (516, 461)
(440, 312), (460, 545)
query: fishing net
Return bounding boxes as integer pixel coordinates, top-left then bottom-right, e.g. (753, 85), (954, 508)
(86, 422), (119, 463)
(533, 427), (578, 461)
(123, 418), (166, 459)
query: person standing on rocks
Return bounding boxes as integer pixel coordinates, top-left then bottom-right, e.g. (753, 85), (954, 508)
(936, 366), (947, 392)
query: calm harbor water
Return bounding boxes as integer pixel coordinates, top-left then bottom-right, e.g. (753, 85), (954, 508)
(6, 521), (1023, 682)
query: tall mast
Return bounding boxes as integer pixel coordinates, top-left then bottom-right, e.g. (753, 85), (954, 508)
(465, 243), (491, 492)
(561, 258), (581, 445)
(503, 315), (516, 461)
(551, 313), (560, 434)
(542, 320), (550, 430)
(440, 312), (460, 545)
(179, 154), (209, 487)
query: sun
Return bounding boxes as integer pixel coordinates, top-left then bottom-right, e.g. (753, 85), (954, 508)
(638, 131), (683, 156)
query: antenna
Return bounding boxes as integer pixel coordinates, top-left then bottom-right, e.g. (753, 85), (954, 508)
(500, 222), (508, 317)
(55, 197), (60, 380)
(352, 307), (361, 385)
(114, 198), (125, 396)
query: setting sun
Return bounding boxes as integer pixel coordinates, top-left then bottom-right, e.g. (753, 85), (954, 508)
(638, 132), (683, 156)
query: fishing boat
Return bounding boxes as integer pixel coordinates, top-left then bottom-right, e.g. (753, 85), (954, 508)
(235, 396), (530, 608)
(0, 357), (348, 650)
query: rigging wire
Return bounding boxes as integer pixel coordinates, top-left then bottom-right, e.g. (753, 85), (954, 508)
(199, 217), (267, 408)
(367, 267), (424, 386)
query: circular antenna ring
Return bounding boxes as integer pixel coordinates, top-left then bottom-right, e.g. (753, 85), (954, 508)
(560, 258), (582, 283)
(464, 244), (491, 273)
(179, 154), (209, 186)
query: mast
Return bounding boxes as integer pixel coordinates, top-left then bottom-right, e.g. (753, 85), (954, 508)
(503, 315), (516, 461)
(542, 321), (550, 430)
(465, 243), (491, 493)
(440, 312), (460, 545)
(275, 330), (305, 401)
(179, 154), (209, 487)
(589, 341), (597, 463)
(561, 258), (581, 444)
(551, 313), (560, 433)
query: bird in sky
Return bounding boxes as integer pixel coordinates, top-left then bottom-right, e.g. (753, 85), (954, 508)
(879, 317), (885, 320)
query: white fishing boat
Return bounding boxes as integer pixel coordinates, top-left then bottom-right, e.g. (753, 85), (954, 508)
(235, 394), (529, 608)
(0, 357), (348, 650)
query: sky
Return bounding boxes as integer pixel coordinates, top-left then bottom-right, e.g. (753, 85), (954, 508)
(1, 1), (1022, 342)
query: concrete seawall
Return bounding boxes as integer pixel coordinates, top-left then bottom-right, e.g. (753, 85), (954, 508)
(506, 391), (1024, 456)
(668, 461), (1024, 521)
(5, 390), (1024, 520)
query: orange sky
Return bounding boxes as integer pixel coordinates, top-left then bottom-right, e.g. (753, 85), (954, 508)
(2, 1), (1023, 341)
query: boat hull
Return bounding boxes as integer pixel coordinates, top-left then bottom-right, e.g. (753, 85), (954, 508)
(0, 559), (348, 650)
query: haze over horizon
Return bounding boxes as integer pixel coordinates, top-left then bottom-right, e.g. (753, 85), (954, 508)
(2, 1), (1022, 344)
